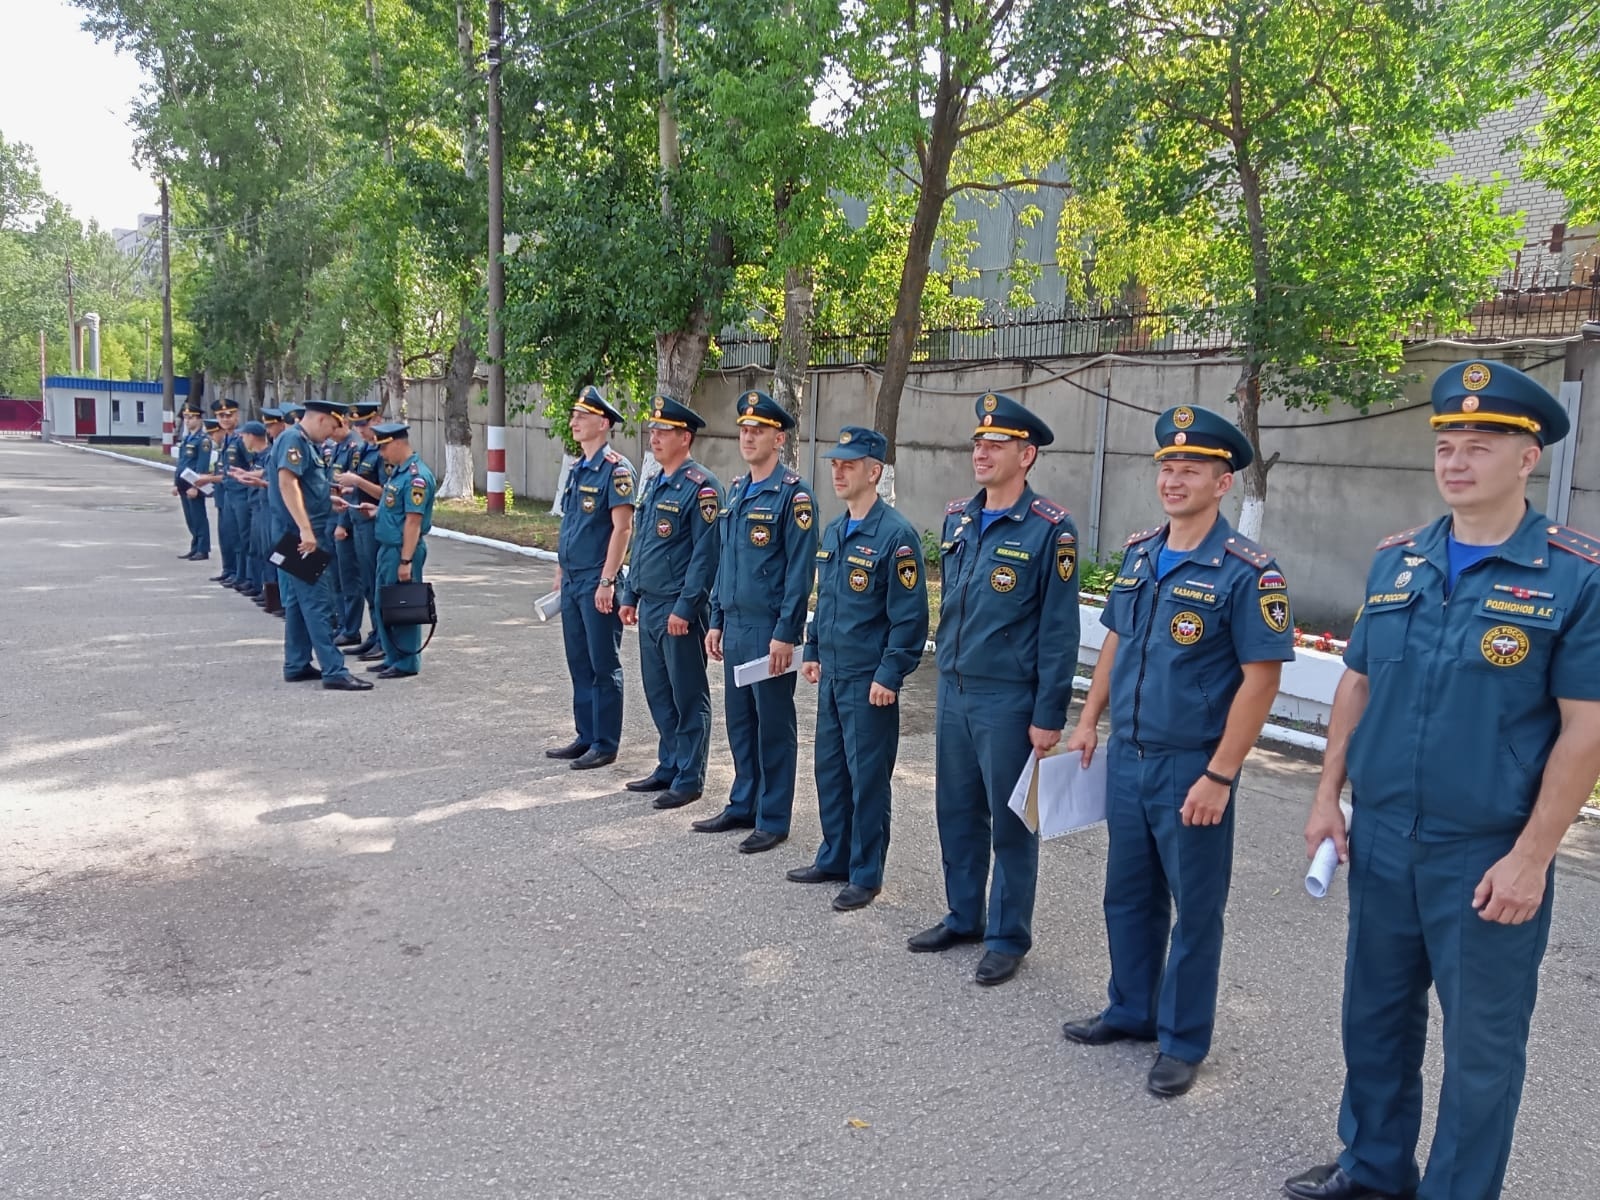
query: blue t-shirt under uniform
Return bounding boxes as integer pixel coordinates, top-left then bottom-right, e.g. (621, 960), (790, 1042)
(1156, 546), (1187, 580)
(979, 508), (1009, 536)
(1446, 532), (1501, 593)
(844, 517), (863, 538)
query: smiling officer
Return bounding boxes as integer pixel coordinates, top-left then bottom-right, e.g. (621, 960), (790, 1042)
(908, 392), (1079, 986)
(1062, 405), (1293, 1098)
(1284, 361), (1600, 1200)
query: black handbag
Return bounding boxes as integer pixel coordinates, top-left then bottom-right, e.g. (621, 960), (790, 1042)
(379, 580), (438, 649)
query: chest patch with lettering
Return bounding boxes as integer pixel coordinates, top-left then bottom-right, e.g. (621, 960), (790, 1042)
(1480, 624), (1530, 667)
(581, 495), (596, 513)
(1171, 611), (1204, 645)
(990, 565), (1017, 593)
(750, 524), (771, 547)
(656, 518), (673, 538)
(849, 567), (869, 592)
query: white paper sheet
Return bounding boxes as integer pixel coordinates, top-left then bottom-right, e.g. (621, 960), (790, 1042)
(534, 590), (561, 622)
(1305, 838), (1340, 898)
(179, 467), (212, 497)
(733, 655), (801, 688)
(1007, 748), (1108, 839)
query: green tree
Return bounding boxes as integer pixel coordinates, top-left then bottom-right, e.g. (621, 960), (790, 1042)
(1051, 0), (1520, 537)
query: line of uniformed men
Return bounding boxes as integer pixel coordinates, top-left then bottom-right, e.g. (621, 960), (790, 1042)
(547, 364), (1600, 1200)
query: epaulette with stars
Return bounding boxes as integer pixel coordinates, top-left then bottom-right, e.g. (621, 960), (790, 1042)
(684, 465), (707, 485)
(1030, 497), (1068, 525)
(1223, 534), (1274, 569)
(603, 448), (622, 465)
(782, 470), (800, 486)
(946, 497), (971, 515)
(1124, 527), (1162, 548)
(1376, 525), (1427, 550)
(1547, 523), (1600, 564)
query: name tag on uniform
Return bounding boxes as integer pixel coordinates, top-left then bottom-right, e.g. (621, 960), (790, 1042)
(846, 555), (874, 568)
(816, 549), (832, 560)
(1365, 591), (1416, 609)
(994, 547), (1032, 562)
(657, 502), (680, 514)
(1169, 585), (1218, 605)
(1477, 595), (1561, 626)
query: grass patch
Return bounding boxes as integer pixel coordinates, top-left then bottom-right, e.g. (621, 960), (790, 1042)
(107, 444), (174, 464)
(433, 496), (561, 550)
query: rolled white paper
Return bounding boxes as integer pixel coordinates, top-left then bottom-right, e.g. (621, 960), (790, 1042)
(1306, 837), (1340, 899)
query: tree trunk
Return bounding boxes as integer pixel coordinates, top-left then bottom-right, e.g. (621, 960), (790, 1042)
(871, 70), (964, 504)
(771, 180), (814, 471)
(440, 304), (477, 501)
(383, 340), (406, 419)
(1234, 365), (1268, 540)
(1229, 49), (1273, 541)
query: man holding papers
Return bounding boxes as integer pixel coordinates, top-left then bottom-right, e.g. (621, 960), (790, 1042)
(1062, 406), (1292, 1098)
(617, 396), (724, 811)
(172, 402), (210, 560)
(790, 427), (928, 910)
(694, 391), (818, 853)
(907, 392), (1078, 987)
(1284, 363), (1600, 1200)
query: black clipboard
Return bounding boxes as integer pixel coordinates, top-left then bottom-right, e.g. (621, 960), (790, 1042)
(269, 530), (333, 584)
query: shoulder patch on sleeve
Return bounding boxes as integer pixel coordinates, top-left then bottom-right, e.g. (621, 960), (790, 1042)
(1224, 534), (1274, 569)
(684, 465), (707, 485)
(1124, 527), (1162, 548)
(946, 497), (972, 515)
(697, 485), (718, 498)
(1377, 525), (1427, 550)
(1548, 523), (1600, 564)
(1030, 497), (1068, 524)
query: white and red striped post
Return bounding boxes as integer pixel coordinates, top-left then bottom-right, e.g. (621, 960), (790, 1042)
(486, 424), (507, 512)
(162, 406), (175, 457)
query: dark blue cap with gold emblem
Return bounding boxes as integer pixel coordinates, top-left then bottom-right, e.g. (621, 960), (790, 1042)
(303, 398), (347, 417)
(351, 400), (382, 424)
(283, 403), (305, 419)
(1430, 359), (1568, 446)
(573, 385), (624, 426)
(822, 426), (888, 461)
(211, 398), (239, 414)
(372, 421), (410, 444)
(646, 394), (705, 433)
(202, 416), (220, 429)
(734, 389), (795, 431)
(181, 400), (202, 416)
(973, 392), (1053, 446)
(261, 406), (285, 422)
(1154, 405), (1253, 471)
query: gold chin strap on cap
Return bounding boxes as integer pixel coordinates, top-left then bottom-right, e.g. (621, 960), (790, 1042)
(573, 400), (607, 417)
(738, 415), (784, 429)
(972, 423), (1030, 440)
(1429, 411), (1542, 436)
(1154, 444), (1233, 462)
(650, 417), (689, 429)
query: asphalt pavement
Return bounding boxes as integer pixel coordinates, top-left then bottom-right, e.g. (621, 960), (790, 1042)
(2, 438), (1598, 1200)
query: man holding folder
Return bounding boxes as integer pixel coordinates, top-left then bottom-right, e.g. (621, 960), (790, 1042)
(1061, 406), (1292, 1097)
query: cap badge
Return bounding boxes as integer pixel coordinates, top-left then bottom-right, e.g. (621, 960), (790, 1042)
(982, 394), (998, 413)
(1173, 431), (1188, 445)
(839, 431), (853, 444)
(982, 415), (993, 426)
(1173, 406), (1195, 429)
(1462, 363), (1491, 391)
(1461, 396), (1480, 413)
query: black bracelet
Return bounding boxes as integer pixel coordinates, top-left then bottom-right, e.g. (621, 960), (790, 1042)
(400, 558), (412, 565)
(1203, 768), (1235, 787)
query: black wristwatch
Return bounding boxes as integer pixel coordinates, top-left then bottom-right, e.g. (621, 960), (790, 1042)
(400, 558), (413, 565)
(1203, 768), (1236, 786)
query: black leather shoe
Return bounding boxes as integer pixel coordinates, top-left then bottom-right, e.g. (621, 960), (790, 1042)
(832, 884), (879, 911)
(691, 810), (756, 834)
(545, 739), (589, 760)
(209, 573), (228, 582)
(652, 789), (701, 810)
(335, 633), (362, 647)
(786, 865), (847, 884)
(358, 648), (387, 662)
(737, 830), (787, 854)
(571, 749), (616, 770)
(1062, 1017), (1155, 1046)
(1282, 1164), (1412, 1200)
(975, 950), (1022, 986)
(179, 552), (197, 560)
(322, 674), (374, 691)
(350, 637), (377, 657)
(1147, 1053), (1199, 1097)
(284, 667), (321, 682)
(907, 925), (983, 953)
(625, 774), (671, 793)
(366, 662), (392, 673)
(375, 666), (417, 679)
(191, 554), (209, 561)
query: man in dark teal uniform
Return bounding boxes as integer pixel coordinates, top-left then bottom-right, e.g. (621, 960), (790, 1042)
(1285, 361), (1600, 1200)
(364, 422), (437, 679)
(229, 420), (273, 601)
(266, 398), (372, 691)
(247, 413), (282, 614)
(211, 398), (247, 587)
(334, 401), (386, 658)
(1061, 406), (1294, 1097)
(172, 402), (210, 560)
(694, 390), (819, 853)
(329, 405), (373, 645)
(548, 386), (635, 770)
(790, 426), (928, 910)
(908, 392), (1079, 986)
(617, 395), (723, 810)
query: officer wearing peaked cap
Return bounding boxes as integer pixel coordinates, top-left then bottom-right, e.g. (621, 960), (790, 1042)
(1285, 361), (1600, 1200)
(908, 392), (1079, 986)
(694, 390), (819, 852)
(367, 422), (437, 679)
(1062, 405), (1293, 1099)
(617, 395), (724, 809)
(329, 403), (372, 646)
(548, 385), (635, 770)
(210, 398), (248, 587)
(173, 401), (211, 560)
(790, 427), (928, 911)
(333, 401), (386, 657)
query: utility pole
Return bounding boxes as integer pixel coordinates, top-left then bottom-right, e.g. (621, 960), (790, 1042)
(484, 0), (507, 514)
(160, 177), (176, 457)
(65, 255), (77, 374)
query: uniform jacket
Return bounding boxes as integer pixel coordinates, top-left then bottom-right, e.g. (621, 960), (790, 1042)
(710, 466), (819, 643)
(618, 459), (723, 621)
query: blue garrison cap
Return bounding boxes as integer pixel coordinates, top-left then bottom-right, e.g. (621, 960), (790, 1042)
(1154, 405), (1253, 471)
(211, 398), (239, 413)
(573, 385), (624, 426)
(735, 389), (796, 431)
(822, 426), (888, 461)
(645, 394), (705, 433)
(239, 420), (268, 437)
(261, 406), (285, 422)
(372, 421), (410, 444)
(302, 398), (347, 417)
(1430, 359), (1568, 446)
(973, 392), (1053, 447)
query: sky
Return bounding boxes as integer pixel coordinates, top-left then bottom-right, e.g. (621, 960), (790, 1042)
(0, 1), (158, 233)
